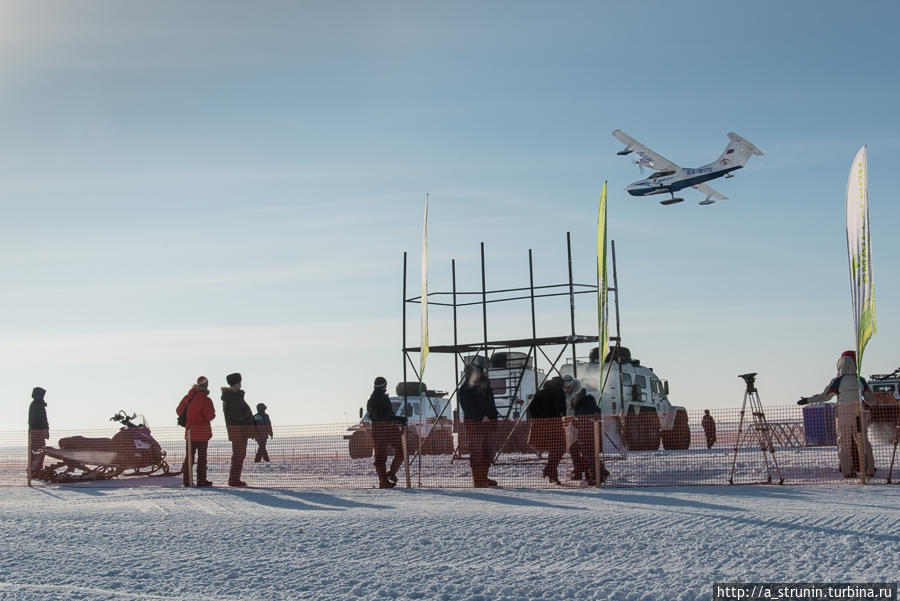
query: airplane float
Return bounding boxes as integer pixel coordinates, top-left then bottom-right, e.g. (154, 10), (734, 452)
(612, 129), (764, 205)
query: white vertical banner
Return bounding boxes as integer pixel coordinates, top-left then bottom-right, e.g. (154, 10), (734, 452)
(420, 194), (429, 391)
(846, 146), (876, 372)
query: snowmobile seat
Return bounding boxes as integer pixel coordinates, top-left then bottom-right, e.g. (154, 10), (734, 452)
(58, 436), (121, 452)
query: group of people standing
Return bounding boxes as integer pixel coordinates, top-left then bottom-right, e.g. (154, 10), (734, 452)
(527, 374), (608, 486)
(177, 372), (274, 487)
(366, 357), (611, 489)
(366, 355), (503, 488)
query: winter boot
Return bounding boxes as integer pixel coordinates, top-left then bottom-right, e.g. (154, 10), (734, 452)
(386, 470), (398, 484)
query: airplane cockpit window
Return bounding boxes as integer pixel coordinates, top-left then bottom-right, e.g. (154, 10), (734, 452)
(649, 170), (675, 179)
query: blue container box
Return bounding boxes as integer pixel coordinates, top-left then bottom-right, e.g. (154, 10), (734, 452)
(803, 403), (837, 446)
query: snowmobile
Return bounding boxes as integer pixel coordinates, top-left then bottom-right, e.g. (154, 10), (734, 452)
(36, 410), (179, 483)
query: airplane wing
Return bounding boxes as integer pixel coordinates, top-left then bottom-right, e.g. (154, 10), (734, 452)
(612, 129), (679, 171)
(691, 182), (727, 205)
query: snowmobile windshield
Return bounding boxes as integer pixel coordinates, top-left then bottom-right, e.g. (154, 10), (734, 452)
(131, 415), (148, 428)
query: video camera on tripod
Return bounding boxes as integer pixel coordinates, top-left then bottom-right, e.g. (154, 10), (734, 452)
(739, 372), (757, 393)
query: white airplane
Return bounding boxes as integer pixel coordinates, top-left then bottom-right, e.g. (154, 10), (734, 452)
(612, 129), (764, 205)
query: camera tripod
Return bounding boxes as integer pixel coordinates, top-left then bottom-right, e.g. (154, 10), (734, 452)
(728, 372), (784, 485)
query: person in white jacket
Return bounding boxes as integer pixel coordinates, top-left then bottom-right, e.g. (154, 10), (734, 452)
(798, 350), (875, 478)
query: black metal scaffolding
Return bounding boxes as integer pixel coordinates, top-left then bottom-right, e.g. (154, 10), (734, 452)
(400, 232), (621, 424)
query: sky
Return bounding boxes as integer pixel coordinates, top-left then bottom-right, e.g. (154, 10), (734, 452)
(2, 1), (898, 431)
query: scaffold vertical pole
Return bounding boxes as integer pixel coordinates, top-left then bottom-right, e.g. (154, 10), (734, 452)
(401, 251), (411, 488)
(566, 232), (577, 378)
(529, 249), (539, 393)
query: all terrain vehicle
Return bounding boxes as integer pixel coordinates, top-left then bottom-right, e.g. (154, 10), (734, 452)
(561, 347), (691, 451)
(36, 410), (178, 482)
(345, 383), (455, 458)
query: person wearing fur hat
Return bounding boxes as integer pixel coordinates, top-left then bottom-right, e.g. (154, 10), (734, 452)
(176, 377), (216, 487)
(367, 377), (407, 488)
(28, 387), (49, 474)
(799, 350), (876, 478)
(253, 403), (273, 463)
(458, 355), (499, 487)
(222, 372), (255, 486)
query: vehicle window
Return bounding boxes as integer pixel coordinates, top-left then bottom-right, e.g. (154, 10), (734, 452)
(649, 170), (675, 178)
(872, 384), (896, 393)
(636, 375), (647, 389)
(651, 380), (661, 395)
(621, 373), (632, 387)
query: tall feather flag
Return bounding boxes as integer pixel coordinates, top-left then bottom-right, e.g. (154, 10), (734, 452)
(846, 147), (876, 373)
(597, 181), (609, 370)
(420, 194), (429, 392)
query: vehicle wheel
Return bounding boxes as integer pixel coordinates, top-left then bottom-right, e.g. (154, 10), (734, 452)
(640, 410), (661, 451)
(348, 431), (373, 459)
(661, 409), (691, 450)
(404, 429), (421, 456)
(623, 412), (644, 451)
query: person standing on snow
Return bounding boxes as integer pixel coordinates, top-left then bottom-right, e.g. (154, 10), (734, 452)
(28, 387), (50, 475)
(253, 403), (273, 462)
(459, 355), (499, 487)
(701, 410), (717, 449)
(177, 376), (216, 487)
(527, 376), (566, 484)
(798, 350), (876, 478)
(367, 377), (407, 488)
(222, 372), (255, 487)
(571, 385), (608, 485)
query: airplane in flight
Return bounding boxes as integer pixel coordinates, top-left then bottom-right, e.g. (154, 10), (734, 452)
(612, 129), (764, 205)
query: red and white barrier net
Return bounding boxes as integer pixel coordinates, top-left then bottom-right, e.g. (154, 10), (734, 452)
(3, 405), (898, 488)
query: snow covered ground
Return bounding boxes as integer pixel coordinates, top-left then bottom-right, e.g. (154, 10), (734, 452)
(1, 484), (897, 601)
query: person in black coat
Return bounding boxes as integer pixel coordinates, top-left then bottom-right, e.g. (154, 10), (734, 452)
(458, 356), (499, 487)
(253, 403), (273, 463)
(366, 377), (407, 488)
(221, 372), (255, 487)
(571, 388), (609, 485)
(701, 410), (717, 449)
(527, 377), (566, 484)
(28, 387), (49, 474)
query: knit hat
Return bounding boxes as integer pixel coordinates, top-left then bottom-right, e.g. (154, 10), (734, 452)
(32, 387), (46, 400)
(226, 372), (242, 386)
(840, 350), (857, 362)
(196, 376), (209, 389)
(373, 376), (387, 389)
(257, 403), (267, 412)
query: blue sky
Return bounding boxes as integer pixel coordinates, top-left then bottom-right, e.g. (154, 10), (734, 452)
(2, 1), (898, 430)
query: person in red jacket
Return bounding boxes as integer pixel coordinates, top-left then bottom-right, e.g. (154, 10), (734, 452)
(176, 376), (216, 487)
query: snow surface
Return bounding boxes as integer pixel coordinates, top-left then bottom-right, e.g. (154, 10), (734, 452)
(1, 485), (898, 601)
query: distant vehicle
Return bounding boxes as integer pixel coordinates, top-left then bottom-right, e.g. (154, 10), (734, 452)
(868, 367), (900, 444)
(561, 347), (691, 451)
(612, 129), (764, 206)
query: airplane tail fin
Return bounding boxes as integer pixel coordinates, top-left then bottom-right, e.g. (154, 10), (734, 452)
(716, 132), (764, 168)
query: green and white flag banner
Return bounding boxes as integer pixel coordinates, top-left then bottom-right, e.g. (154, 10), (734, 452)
(597, 181), (609, 371)
(846, 146), (876, 372)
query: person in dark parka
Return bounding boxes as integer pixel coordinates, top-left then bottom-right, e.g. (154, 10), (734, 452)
(177, 376), (216, 487)
(253, 403), (273, 462)
(701, 410), (717, 449)
(221, 372), (255, 487)
(28, 387), (49, 474)
(527, 377), (566, 484)
(571, 387), (608, 485)
(458, 355), (499, 487)
(367, 377), (407, 488)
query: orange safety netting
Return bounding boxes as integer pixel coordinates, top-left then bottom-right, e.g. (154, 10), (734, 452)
(4, 405), (899, 488)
